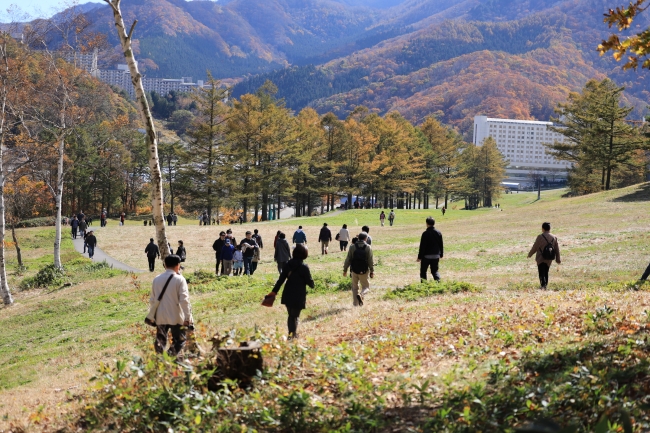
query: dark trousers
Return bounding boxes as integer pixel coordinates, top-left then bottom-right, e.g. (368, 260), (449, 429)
(287, 306), (302, 338)
(244, 256), (253, 275)
(340, 241), (348, 251)
(155, 324), (186, 356)
(250, 261), (258, 275)
(641, 262), (650, 281)
(72, 228), (78, 239)
(87, 245), (95, 259)
(277, 261), (287, 274)
(538, 263), (550, 288)
(148, 256), (156, 272)
(420, 258), (440, 281)
(216, 256), (223, 275)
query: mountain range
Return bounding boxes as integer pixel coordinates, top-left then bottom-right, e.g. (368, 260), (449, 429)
(39, 0), (650, 134)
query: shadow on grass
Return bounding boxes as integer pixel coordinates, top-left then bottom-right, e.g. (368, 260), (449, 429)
(611, 183), (650, 202)
(303, 307), (347, 322)
(421, 331), (650, 432)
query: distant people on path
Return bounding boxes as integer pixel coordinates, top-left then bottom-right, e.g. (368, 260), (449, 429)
(213, 231), (226, 275)
(87, 216), (93, 227)
(100, 209), (107, 227)
(176, 240), (186, 270)
(442, 207), (446, 216)
(120, 212), (125, 226)
(79, 218), (88, 238)
(380, 211), (386, 226)
(145, 238), (160, 272)
(417, 217), (443, 282)
(240, 231), (258, 275)
(233, 245), (244, 276)
(221, 239), (235, 276)
(86, 231), (97, 259)
(318, 223), (332, 255)
(77, 210), (85, 222)
(362, 225), (372, 245)
(150, 255), (193, 356)
(293, 226), (307, 245)
(274, 232), (291, 274)
(253, 229), (263, 249)
(202, 212), (209, 226)
(343, 232), (374, 307)
(527, 222), (561, 290)
(266, 244), (314, 340)
(389, 210), (395, 226)
(338, 224), (350, 251)
(167, 213), (173, 226)
(172, 213), (178, 226)
(71, 216), (79, 239)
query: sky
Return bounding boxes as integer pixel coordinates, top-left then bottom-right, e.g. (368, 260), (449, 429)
(0, 0), (103, 22)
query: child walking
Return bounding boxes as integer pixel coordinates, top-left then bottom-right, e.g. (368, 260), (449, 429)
(233, 245), (244, 276)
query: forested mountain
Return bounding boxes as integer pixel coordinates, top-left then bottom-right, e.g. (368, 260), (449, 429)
(30, 0), (650, 132)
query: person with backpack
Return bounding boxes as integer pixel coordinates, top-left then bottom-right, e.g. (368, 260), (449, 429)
(221, 238), (235, 276)
(264, 244), (314, 340)
(318, 223), (332, 255)
(343, 232), (374, 306)
(85, 230), (97, 259)
(145, 238), (161, 272)
(388, 210), (395, 226)
(528, 222), (561, 290)
(274, 232), (291, 274)
(293, 226), (307, 245)
(379, 211), (386, 227)
(338, 224), (350, 251)
(417, 217), (443, 282)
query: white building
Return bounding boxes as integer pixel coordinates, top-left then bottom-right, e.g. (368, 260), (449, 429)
(99, 64), (205, 97)
(473, 115), (571, 185)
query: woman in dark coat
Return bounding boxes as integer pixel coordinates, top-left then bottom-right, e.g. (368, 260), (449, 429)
(267, 244), (314, 339)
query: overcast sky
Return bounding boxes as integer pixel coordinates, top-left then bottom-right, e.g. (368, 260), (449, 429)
(0, 1), (103, 22)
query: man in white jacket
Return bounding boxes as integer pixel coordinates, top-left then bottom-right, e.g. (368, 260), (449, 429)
(150, 255), (193, 356)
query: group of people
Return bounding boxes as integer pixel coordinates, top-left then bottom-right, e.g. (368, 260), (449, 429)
(166, 213), (179, 226)
(212, 229), (263, 276)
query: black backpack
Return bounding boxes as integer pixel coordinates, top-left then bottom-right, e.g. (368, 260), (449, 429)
(541, 234), (556, 260)
(351, 244), (369, 274)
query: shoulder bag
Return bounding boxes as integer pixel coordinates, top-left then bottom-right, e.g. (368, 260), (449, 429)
(145, 274), (175, 327)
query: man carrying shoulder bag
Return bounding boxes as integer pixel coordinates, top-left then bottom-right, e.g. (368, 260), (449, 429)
(146, 255), (193, 356)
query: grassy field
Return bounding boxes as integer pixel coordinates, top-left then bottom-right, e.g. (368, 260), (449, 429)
(0, 184), (649, 431)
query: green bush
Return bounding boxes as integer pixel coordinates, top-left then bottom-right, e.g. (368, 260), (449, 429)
(311, 272), (351, 293)
(14, 217), (56, 228)
(20, 264), (65, 289)
(384, 280), (481, 301)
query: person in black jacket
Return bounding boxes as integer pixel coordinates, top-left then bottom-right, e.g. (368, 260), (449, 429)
(145, 238), (160, 272)
(417, 217), (444, 282)
(266, 244), (314, 339)
(318, 223), (332, 255)
(176, 240), (187, 270)
(212, 231), (226, 275)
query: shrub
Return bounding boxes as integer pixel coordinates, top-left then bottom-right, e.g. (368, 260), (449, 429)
(311, 273), (351, 293)
(14, 217), (56, 228)
(185, 269), (219, 284)
(384, 280), (481, 301)
(20, 264), (65, 289)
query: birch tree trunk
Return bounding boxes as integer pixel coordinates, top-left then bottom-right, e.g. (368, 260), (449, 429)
(53, 136), (65, 269)
(104, 0), (169, 259)
(0, 37), (13, 305)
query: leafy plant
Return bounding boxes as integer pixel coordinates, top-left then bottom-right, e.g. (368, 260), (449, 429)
(19, 264), (65, 290)
(384, 280), (480, 301)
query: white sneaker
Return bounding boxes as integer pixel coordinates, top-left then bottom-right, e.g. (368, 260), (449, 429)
(361, 288), (370, 296)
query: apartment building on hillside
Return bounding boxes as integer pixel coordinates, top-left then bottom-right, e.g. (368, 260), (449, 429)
(473, 115), (571, 186)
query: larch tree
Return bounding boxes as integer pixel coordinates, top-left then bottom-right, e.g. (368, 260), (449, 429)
(103, 0), (169, 259)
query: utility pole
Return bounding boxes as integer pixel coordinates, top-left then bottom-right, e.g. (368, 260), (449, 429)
(538, 177), (541, 200)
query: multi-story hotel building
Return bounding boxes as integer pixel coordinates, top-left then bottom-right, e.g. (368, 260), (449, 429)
(473, 115), (571, 185)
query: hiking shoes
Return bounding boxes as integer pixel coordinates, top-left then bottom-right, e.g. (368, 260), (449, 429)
(356, 294), (364, 306)
(361, 288), (370, 296)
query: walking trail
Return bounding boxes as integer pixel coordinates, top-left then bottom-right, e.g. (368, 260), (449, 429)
(71, 226), (143, 273)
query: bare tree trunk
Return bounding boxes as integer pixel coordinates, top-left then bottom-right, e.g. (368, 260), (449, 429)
(105, 0), (169, 259)
(11, 224), (22, 268)
(53, 136), (65, 269)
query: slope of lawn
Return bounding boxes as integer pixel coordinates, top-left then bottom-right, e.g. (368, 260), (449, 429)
(0, 183), (649, 431)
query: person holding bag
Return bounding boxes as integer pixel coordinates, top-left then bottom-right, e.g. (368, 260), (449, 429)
(146, 255), (193, 356)
(262, 244), (314, 340)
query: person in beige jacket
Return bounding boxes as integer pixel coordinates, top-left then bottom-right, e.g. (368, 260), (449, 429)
(150, 255), (193, 355)
(528, 222), (561, 289)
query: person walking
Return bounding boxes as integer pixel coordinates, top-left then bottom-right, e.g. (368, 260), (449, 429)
(167, 213), (173, 226)
(338, 224), (350, 251)
(150, 255), (193, 356)
(120, 212), (125, 226)
(172, 213), (178, 226)
(221, 239), (235, 276)
(240, 231), (258, 276)
(176, 240), (187, 270)
(145, 238), (160, 272)
(343, 232), (374, 307)
(442, 207), (446, 216)
(389, 209), (395, 226)
(252, 229), (264, 249)
(251, 244), (261, 275)
(233, 245), (244, 276)
(274, 232), (291, 274)
(274, 230), (281, 249)
(318, 223), (332, 255)
(265, 244), (314, 340)
(79, 218), (88, 239)
(225, 229), (237, 246)
(362, 225), (372, 245)
(212, 231), (226, 275)
(527, 222), (561, 290)
(293, 226), (307, 245)
(417, 217), (443, 282)
(380, 211), (386, 227)
(100, 210), (106, 227)
(71, 216), (79, 239)
(85, 230), (97, 259)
